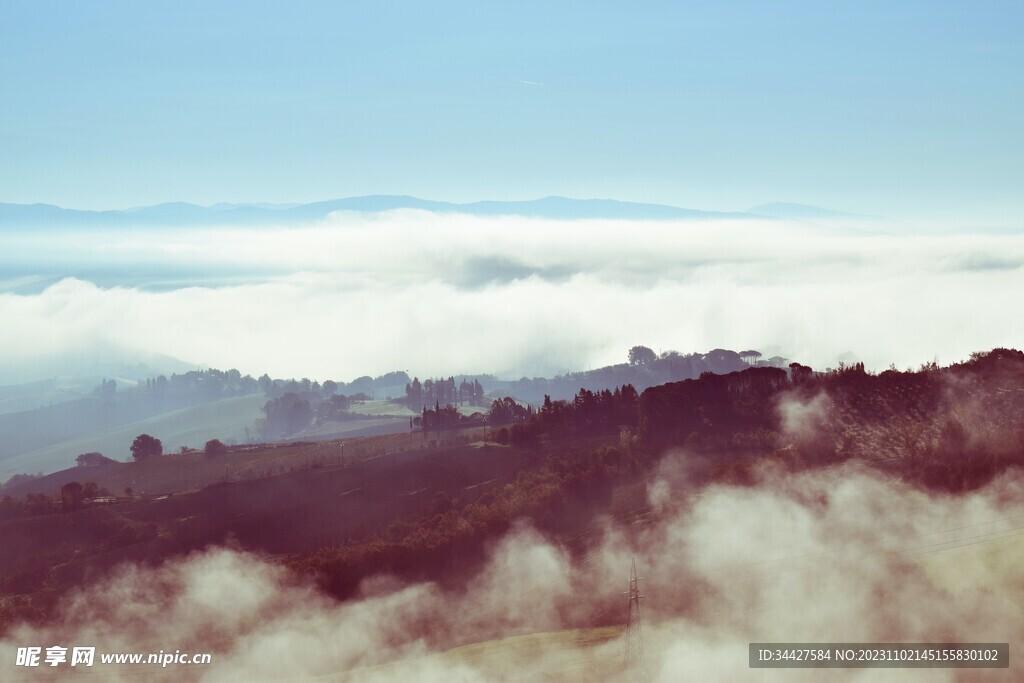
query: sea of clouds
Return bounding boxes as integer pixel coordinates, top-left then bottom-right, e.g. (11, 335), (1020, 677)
(1, 210), (1022, 383)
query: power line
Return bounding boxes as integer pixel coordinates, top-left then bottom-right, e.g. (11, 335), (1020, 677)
(624, 557), (646, 678)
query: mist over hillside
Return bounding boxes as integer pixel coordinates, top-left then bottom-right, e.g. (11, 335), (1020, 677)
(0, 346), (776, 480)
(0, 341), (195, 387)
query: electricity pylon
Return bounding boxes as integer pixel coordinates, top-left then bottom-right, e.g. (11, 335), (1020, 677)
(624, 557), (645, 677)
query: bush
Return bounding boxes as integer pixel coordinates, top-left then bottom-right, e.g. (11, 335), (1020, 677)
(130, 434), (163, 461)
(204, 439), (228, 458)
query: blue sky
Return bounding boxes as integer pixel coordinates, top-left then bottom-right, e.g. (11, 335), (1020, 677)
(2, 1), (1022, 221)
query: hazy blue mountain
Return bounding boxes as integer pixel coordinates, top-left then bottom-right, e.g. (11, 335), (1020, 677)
(459, 197), (749, 220)
(0, 202), (124, 227)
(746, 202), (876, 221)
(1, 195), (761, 229)
(0, 342), (196, 387)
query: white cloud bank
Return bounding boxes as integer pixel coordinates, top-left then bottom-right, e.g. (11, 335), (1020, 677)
(1, 211), (1022, 382)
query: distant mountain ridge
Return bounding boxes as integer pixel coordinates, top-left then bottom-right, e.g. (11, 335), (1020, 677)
(746, 202), (877, 221)
(0, 195), (778, 228)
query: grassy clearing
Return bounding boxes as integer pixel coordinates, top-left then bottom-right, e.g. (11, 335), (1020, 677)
(341, 399), (487, 418)
(296, 417), (409, 440)
(348, 400), (417, 417)
(0, 394), (266, 479)
(11, 426), (489, 497)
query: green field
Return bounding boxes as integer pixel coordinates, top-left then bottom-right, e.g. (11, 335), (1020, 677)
(348, 399), (417, 417)
(342, 399), (488, 418)
(0, 394), (267, 480)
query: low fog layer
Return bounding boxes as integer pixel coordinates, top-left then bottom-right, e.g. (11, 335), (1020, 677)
(2, 211), (1023, 382)
(5, 456), (1023, 681)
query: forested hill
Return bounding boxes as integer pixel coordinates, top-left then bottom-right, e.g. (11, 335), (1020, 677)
(1, 348), (1021, 632)
(477, 347), (787, 404)
(0, 370), (262, 463)
(0, 347), (779, 479)
(635, 348), (1024, 492)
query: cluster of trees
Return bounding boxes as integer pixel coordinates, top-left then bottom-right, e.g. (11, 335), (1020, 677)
(475, 353), (1024, 495)
(3, 434), (236, 520)
(129, 433), (226, 461)
(0, 492), (58, 519)
(60, 481), (98, 511)
(639, 367), (789, 452)
(315, 395), (352, 423)
(261, 390), (373, 439)
(0, 480), (115, 520)
(542, 385), (640, 434)
(263, 371), (411, 401)
(486, 347), (789, 405)
(416, 364), (793, 460)
(262, 394), (315, 439)
(140, 368), (262, 402)
(487, 397), (532, 425)
(259, 371), (453, 440)
(0, 367), (277, 472)
(638, 349), (1024, 494)
(0, 369), (261, 464)
(414, 396), (535, 435)
(336, 371), (410, 399)
(75, 452), (117, 467)
(261, 376), (336, 400)
(0, 472), (42, 492)
(488, 384), (641, 445)
(783, 348), (1024, 492)
(628, 345), (657, 365)
(137, 368), (416, 408)
(404, 377), (486, 410)
(94, 378), (118, 400)
(204, 439), (228, 457)
(415, 404), (476, 432)
(130, 434), (163, 460)
(789, 362), (814, 384)
(412, 383), (644, 444)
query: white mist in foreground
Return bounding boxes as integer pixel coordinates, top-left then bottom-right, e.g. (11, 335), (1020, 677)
(1, 211), (1023, 382)
(4, 458), (1024, 681)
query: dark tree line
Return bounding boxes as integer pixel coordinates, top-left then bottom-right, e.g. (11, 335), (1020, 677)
(537, 384), (640, 435)
(484, 347), (788, 405)
(411, 383), (645, 444)
(479, 384), (641, 446)
(639, 367), (788, 452)
(417, 404), (472, 433)
(487, 397), (532, 426)
(262, 371), (411, 401)
(141, 368), (260, 402)
(414, 395), (534, 437)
